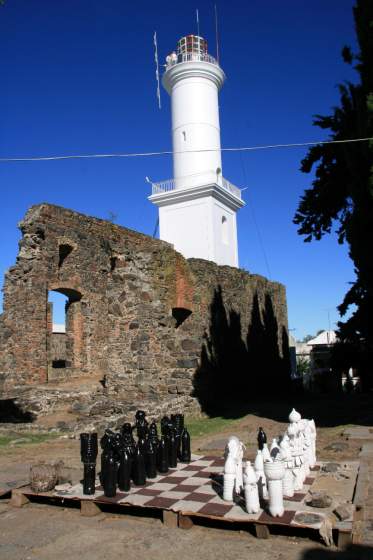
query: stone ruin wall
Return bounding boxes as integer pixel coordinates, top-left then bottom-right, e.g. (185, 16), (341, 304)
(0, 204), (289, 425)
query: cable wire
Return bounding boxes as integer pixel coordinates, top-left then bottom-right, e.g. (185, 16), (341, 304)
(239, 152), (272, 279)
(0, 137), (371, 163)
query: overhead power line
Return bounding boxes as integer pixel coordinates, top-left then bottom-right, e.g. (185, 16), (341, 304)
(0, 137), (371, 163)
(239, 152), (272, 280)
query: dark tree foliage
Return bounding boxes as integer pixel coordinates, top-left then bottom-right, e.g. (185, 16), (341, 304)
(293, 0), (373, 389)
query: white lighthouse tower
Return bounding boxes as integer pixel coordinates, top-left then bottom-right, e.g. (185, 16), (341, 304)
(149, 34), (245, 267)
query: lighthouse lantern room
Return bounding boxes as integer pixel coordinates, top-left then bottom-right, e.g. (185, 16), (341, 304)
(148, 34), (245, 267)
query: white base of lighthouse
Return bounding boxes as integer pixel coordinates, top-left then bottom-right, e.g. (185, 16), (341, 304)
(149, 182), (244, 267)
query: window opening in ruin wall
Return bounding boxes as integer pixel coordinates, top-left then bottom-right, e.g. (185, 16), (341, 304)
(47, 288), (83, 380)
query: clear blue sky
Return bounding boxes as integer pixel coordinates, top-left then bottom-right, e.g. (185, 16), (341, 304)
(0, 0), (358, 340)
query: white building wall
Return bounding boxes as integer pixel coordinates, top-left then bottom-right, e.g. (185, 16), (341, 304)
(211, 200), (238, 267)
(158, 195), (238, 266)
(158, 197), (213, 260)
(171, 75), (222, 188)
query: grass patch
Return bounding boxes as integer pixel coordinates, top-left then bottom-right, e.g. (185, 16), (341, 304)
(185, 416), (243, 439)
(0, 432), (58, 449)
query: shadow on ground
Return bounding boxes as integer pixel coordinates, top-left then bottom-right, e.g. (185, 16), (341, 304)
(207, 393), (373, 428)
(302, 544), (373, 560)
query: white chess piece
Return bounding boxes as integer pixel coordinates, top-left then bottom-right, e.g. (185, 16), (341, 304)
(289, 408), (301, 424)
(243, 461), (260, 514)
(280, 436), (294, 498)
(270, 438), (280, 459)
(301, 420), (311, 477)
(264, 459), (285, 517)
(308, 419), (317, 466)
(254, 449), (268, 499)
(223, 436), (244, 501)
(262, 443), (271, 463)
(223, 448), (236, 501)
(287, 422), (303, 491)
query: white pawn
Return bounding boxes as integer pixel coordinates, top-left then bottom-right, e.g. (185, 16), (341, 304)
(262, 443), (271, 463)
(244, 461), (260, 514)
(223, 447), (236, 501)
(254, 449), (268, 499)
(270, 438), (280, 459)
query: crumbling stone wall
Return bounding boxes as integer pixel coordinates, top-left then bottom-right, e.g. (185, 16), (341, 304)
(0, 204), (289, 419)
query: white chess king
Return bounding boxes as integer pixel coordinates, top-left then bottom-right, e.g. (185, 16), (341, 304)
(149, 34), (245, 267)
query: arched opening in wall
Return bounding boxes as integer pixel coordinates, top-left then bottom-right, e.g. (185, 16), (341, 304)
(172, 307), (192, 328)
(47, 288), (83, 377)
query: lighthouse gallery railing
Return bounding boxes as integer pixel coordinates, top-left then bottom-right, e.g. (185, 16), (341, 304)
(166, 52), (219, 69)
(151, 176), (242, 200)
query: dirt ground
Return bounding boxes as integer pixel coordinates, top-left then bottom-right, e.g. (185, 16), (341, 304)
(0, 395), (372, 560)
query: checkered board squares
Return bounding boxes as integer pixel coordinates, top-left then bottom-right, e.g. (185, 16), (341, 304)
(52, 457), (350, 532)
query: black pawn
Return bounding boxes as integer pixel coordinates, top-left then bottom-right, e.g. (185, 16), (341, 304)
(145, 440), (157, 479)
(157, 436), (169, 474)
(149, 423), (159, 453)
(168, 430), (178, 468)
(257, 427), (267, 451)
(102, 449), (117, 498)
(161, 416), (170, 436)
(133, 447), (146, 486)
(149, 421), (158, 437)
(138, 437), (147, 455)
(118, 448), (132, 492)
(180, 428), (191, 463)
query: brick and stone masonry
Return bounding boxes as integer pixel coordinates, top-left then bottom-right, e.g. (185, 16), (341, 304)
(0, 204), (290, 425)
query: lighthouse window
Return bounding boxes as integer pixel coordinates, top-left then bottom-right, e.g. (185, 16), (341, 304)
(222, 216), (228, 245)
(182, 131), (187, 142)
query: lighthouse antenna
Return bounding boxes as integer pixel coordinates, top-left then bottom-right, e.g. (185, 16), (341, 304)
(196, 9), (200, 37)
(214, 4), (220, 63)
(153, 31), (162, 110)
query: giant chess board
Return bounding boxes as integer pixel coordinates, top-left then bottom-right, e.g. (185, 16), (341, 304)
(52, 455), (358, 533)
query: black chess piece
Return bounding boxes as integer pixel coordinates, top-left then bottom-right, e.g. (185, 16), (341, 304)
(172, 414), (184, 459)
(135, 410), (149, 439)
(80, 432), (98, 463)
(138, 437), (147, 455)
(80, 433), (98, 495)
(122, 430), (136, 457)
(149, 421), (158, 438)
(257, 427), (267, 451)
(102, 448), (117, 498)
(145, 439), (157, 479)
(148, 421), (159, 450)
(121, 422), (133, 436)
(82, 463), (96, 495)
(168, 429), (178, 468)
(173, 414), (184, 433)
(157, 436), (169, 474)
(118, 447), (132, 492)
(132, 446), (146, 486)
(161, 416), (170, 436)
(100, 429), (116, 451)
(180, 427), (191, 463)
